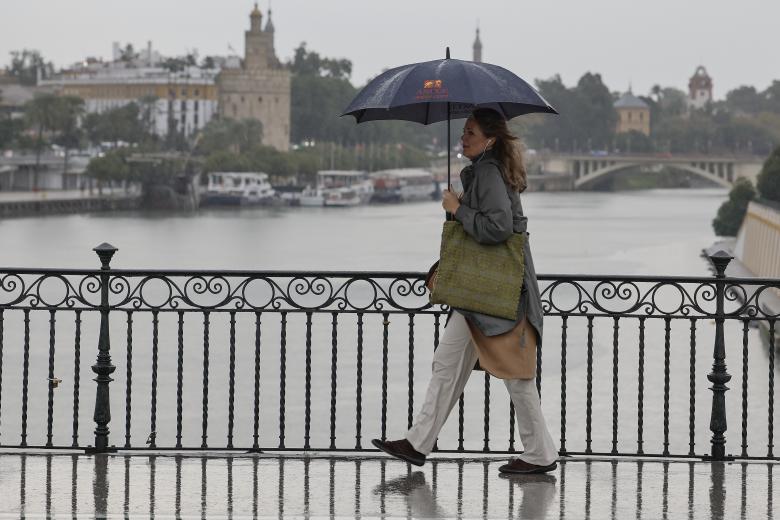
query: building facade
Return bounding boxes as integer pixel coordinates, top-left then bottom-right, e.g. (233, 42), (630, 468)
(688, 65), (713, 110)
(41, 65), (220, 139)
(216, 5), (291, 151)
(614, 91), (650, 136)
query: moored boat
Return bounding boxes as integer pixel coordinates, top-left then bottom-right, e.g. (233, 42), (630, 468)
(201, 172), (277, 206)
(316, 170), (373, 207)
(370, 168), (436, 203)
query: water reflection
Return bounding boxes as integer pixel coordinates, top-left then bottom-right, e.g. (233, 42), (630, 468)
(500, 473), (557, 519)
(2, 454), (776, 518)
(372, 469), (449, 518)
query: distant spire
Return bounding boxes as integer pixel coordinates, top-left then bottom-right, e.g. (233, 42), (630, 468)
(250, 3), (263, 32)
(472, 23), (482, 63)
(265, 1), (275, 32)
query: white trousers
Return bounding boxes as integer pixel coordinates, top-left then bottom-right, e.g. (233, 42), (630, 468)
(405, 311), (558, 465)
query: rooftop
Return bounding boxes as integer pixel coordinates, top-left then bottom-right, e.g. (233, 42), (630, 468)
(614, 92), (649, 109)
(0, 452), (775, 518)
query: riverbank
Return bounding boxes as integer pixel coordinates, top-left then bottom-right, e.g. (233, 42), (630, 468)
(0, 188), (141, 217)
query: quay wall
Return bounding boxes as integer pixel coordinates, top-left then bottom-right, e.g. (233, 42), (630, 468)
(0, 194), (140, 218)
(736, 201), (780, 280)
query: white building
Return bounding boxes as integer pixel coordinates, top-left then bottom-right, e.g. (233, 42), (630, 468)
(39, 48), (220, 139)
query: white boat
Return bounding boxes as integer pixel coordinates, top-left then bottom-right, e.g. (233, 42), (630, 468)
(312, 170), (374, 207)
(370, 168), (436, 202)
(201, 172), (276, 206)
(299, 184), (325, 207)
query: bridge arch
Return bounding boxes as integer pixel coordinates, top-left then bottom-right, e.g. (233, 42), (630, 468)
(574, 160), (732, 189)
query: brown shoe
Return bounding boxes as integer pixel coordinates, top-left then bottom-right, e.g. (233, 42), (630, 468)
(498, 459), (557, 474)
(371, 438), (426, 466)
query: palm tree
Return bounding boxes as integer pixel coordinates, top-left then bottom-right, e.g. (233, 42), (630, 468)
(54, 97), (85, 186)
(24, 93), (61, 190)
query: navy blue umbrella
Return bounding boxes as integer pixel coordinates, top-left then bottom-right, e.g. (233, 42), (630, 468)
(342, 48), (557, 186)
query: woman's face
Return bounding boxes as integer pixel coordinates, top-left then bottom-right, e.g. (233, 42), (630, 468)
(461, 117), (493, 160)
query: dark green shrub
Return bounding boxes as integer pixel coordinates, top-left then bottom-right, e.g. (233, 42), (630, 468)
(712, 178), (756, 236)
(757, 145), (780, 203)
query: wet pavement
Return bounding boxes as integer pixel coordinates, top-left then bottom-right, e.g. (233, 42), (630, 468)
(0, 451), (776, 519)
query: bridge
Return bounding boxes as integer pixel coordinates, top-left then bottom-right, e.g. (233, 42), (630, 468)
(536, 153), (765, 190)
(0, 247), (778, 517)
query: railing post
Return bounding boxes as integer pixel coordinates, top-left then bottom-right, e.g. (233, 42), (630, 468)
(708, 250), (733, 460)
(90, 243), (118, 453)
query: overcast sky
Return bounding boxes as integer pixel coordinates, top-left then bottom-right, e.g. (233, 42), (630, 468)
(2, 0), (776, 98)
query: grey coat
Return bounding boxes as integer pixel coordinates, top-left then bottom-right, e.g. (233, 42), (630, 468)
(452, 149), (544, 340)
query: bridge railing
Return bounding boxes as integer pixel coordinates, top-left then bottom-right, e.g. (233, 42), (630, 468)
(0, 244), (778, 460)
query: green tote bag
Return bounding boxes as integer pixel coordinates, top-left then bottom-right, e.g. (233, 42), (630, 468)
(430, 221), (525, 320)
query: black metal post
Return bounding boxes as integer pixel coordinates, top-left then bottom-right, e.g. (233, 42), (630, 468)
(708, 250), (733, 460)
(91, 243), (118, 452)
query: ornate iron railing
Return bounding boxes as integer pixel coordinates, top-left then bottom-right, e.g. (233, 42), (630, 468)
(0, 244), (777, 460)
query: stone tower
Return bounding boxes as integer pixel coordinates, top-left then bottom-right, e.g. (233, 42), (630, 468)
(688, 66), (713, 110)
(217, 4), (291, 151)
(473, 26), (482, 63)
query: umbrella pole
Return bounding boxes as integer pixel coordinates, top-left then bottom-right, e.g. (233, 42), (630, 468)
(446, 101), (451, 221)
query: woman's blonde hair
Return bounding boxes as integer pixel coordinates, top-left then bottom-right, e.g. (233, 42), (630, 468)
(470, 108), (527, 192)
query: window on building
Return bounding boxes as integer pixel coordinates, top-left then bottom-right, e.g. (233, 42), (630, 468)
(182, 88), (188, 97)
(181, 100), (186, 112)
(639, 112), (644, 121)
(258, 96), (263, 103)
(169, 88), (176, 98)
(241, 96), (245, 103)
(195, 88), (200, 97)
(628, 112), (632, 122)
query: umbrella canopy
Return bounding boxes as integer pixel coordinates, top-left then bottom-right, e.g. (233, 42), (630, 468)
(342, 57), (557, 124)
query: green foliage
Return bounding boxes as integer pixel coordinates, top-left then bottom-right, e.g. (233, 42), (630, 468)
(83, 103), (151, 145)
(196, 118), (263, 155)
(289, 42), (352, 79)
(712, 178), (756, 236)
(0, 118), (25, 149)
(287, 43), (441, 150)
(614, 130), (654, 153)
(52, 96), (85, 150)
(524, 73), (617, 151)
(757, 145), (780, 202)
(6, 49), (53, 85)
(86, 150), (129, 182)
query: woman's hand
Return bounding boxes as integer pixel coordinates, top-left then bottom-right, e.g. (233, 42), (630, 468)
(442, 186), (461, 214)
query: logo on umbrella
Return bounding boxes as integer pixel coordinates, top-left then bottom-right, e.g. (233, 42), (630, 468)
(417, 79), (447, 101)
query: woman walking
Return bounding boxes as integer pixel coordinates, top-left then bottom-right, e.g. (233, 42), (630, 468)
(372, 107), (558, 474)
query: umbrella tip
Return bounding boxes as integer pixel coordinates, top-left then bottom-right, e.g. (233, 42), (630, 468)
(445, 47), (450, 59)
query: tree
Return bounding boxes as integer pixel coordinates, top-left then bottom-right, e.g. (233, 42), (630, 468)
(762, 81), (780, 114)
(196, 118), (263, 155)
(6, 49), (52, 85)
(614, 130), (654, 153)
(712, 178), (756, 236)
(119, 44), (138, 63)
(0, 118), (24, 149)
(24, 93), (63, 189)
(756, 145), (780, 202)
(289, 42), (352, 80)
(725, 86), (765, 115)
(85, 149), (130, 194)
(524, 73), (617, 151)
(83, 103), (149, 146)
(52, 96), (85, 178)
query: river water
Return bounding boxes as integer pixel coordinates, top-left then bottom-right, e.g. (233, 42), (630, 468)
(1, 187), (775, 459)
